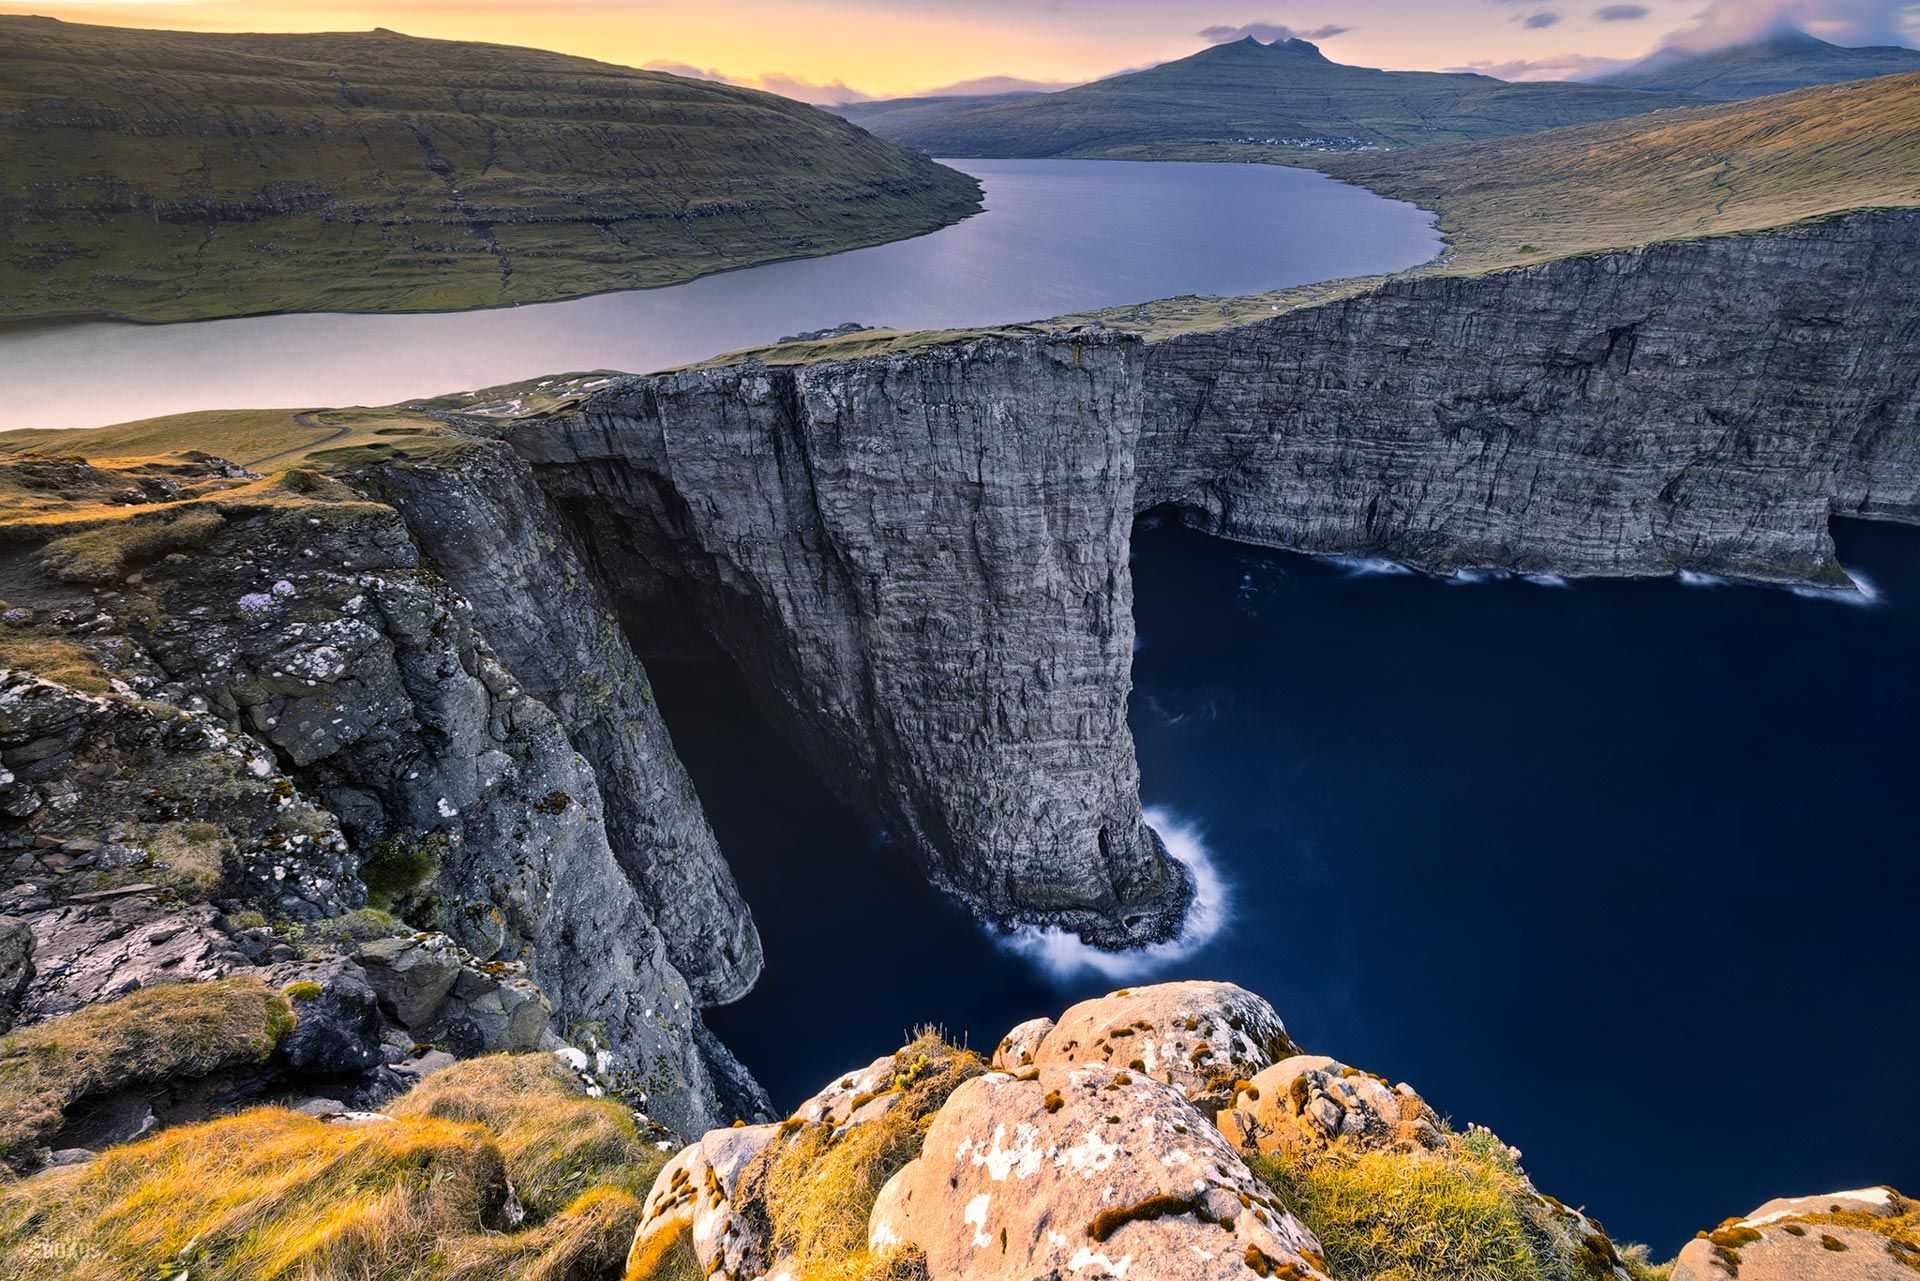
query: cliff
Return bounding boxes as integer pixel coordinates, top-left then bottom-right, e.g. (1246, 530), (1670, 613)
(2, 206), (1916, 1152)
(1137, 208), (1920, 580)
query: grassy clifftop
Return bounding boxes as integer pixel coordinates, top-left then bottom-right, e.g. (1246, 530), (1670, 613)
(0, 17), (982, 323)
(1319, 69), (1920, 276)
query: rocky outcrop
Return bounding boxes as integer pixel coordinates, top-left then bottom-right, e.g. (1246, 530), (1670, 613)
(870, 1062), (1330, 1281)
(630, 981), (1682, 1281)
(361, 448), (761, 1007)
(1672, 1187), (1918, 1281)
(1028, 981), (1300, 1112)
(1219, 1054), (1442, 1156)
(0, 469), (765, 1134)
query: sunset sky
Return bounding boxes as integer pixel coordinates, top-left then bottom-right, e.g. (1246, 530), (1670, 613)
(6, 0), (1918, 99)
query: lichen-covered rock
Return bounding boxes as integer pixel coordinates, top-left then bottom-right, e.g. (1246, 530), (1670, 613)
(437, 961), (551, 1056)
(992, 1015), (1055, 1071)
(356, 935), (460, 1030)
(630, 1122), (782, 1281)
(276, 961), (383, 1075)
(114, 480), (762, 1133)
(0, 669), (356, 921)
(0, 915), (32, 1032)
(364, 448), (762, 1006)
(868, 1062), (1329, 1281)
(1031, 981), (1298, 1111)
(1672, 1187), (1917, 1281)
(791, 1052), (899, 1129)
(1219, 1055), (1440, 1156)
(13, 897), (249, 1021)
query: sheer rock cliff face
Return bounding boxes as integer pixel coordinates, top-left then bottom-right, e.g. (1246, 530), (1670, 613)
(117, 491), (767, 1135)
(491, 337), (1194, 949)
(1140, 210), (1920, 581)
(458, 211), (1916, 986)
(362, 450), (762, 1009)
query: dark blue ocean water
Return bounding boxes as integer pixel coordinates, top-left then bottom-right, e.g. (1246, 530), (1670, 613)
(692, 517), (1920, 1257)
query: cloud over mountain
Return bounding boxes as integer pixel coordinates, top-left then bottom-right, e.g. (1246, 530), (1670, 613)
(1197, 21), (1353, 43)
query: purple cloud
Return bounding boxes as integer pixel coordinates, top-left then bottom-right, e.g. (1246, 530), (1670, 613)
(1198, 22), (1353, 44)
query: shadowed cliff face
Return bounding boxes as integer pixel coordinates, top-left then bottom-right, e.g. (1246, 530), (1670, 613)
(448, 209), (1917, 965)
(497, 336), (1193, 948)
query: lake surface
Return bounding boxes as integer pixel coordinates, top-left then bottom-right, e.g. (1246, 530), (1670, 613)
(0, 158), (1439, 430)
(689, 517), (1920, 1257)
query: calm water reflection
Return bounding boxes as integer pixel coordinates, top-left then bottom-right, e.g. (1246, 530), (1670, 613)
(2, 159), (1439, 430)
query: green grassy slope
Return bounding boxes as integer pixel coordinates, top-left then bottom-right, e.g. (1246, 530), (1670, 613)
(0, 16), (983, 323)
(837, 35), (1698, 157)
(1595, 30), (1920, 100)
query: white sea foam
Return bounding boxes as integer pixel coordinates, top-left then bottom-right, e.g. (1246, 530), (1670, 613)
(1523, 573), (1570, 588)
(995, 806), (1228, 982)
(1678, 570), (1728, 588)
(1448, 567), (1508, 586)
(1790, 568), (1884, 607)
(1330, 556), (1413, 577)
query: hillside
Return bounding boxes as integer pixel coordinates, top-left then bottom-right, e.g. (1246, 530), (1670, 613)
(1027, 69), (1920, 340)
(0, 17), (982, 323)
(1596, 29), (1920, 99)
(838, 35), (1697, 158)
(1321, 69), (1920, 275)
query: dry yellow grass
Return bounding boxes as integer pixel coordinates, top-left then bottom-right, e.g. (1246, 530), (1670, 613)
(446, 1185), (645, 1281)
(1252, 1144), (1558, 1281)
(0, 634), (114, 692)
(0, 407), (454, 473)
(1321, 70), (1920, 276)
(0, 977), (293, 1168)
(0, 1106), (507, 1280)
(388, 1053), (670, 1216)
(34, 504), (226, 584)
(740, 1036), (980, 1281)
(0, 1052), (670, 1281)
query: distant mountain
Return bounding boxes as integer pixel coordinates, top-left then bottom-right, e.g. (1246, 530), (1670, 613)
(918, 75), (1075, 97)
(842, 35), (1698, 158)
(1595, 28), (1920, 99)
(0, 17), (981, 323)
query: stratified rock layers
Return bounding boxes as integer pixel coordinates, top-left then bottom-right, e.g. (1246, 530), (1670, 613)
(1141, 210), (1920, 580)
(499, 336), (1192, 948)
(472, 209), (1918, 976)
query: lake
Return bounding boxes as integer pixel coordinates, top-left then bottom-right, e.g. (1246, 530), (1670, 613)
(0, 158), (1440, 431)
(689, 516), (1920, 1258)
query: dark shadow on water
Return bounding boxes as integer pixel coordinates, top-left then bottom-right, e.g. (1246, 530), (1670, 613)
(642, 645), (1063, 1109)
(1127, 513), (1919, 1256)
(645, 516), (1920, 1256)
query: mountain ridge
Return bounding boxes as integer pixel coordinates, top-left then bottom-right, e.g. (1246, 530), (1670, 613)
(1595, 27), (1920, 99)
(837, 34), (1697, 157)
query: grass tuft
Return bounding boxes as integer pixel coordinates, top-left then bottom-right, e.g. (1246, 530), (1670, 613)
(1253, 1144), (1555, 1281)
(36, 506), (225, 584)
(0, 1051), (667, 1281)
(726, 1034), (983, 1281)
(0, 977), (292, 1168)
(388, 1053), (668, 1217)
